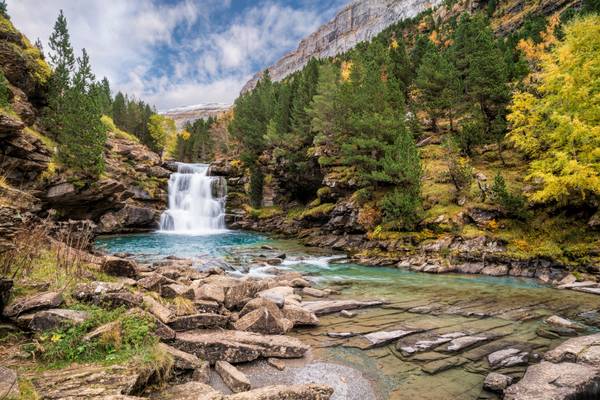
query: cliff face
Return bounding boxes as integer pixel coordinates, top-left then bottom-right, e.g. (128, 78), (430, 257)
(161, 103), (232, 129)
(241, 0), (443, 93)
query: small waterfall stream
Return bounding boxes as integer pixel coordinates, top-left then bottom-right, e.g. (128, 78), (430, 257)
(159, 163), (227, 234)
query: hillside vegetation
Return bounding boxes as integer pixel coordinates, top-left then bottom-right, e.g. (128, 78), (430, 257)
(225, 0), (600, 270)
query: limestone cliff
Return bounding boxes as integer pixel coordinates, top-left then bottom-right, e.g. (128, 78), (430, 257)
(161, 103), (231, 129)
(241, 0), (443, 93)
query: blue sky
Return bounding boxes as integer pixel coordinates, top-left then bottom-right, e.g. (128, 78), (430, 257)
(7, 0), (347, 110)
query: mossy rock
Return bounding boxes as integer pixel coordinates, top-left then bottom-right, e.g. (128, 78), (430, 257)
(300, 203), (335, 221)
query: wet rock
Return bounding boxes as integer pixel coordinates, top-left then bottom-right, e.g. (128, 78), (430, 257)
(340, 310), (356, 318)
(142, 295), (174, 324)
(195, 283), (226, 303)
(30, 363), (160, 399)
(168, 313), (229, 331)
(265, 258), (283, 266)
(422, 356), (468, 374)
(557, 281), (597, 290)
(161, 283), (195, 300)
(3, 291), (63, 318)
(282, 304), (320, 326)
(0, 366), (18, 399)
(101, 256), (139, 278)
(545, 315), (587, 332)
(484, 372), (513, 392)
(399, 332), (466, 355)
(172, 329), (310, 364)
(302, 287), (328, 298)
(216, 360), (251, 393)
(159, 343), (201, 370)
(227, 384), (334, 400)
(544, 333), (600, 363)
(28, 309), (89, 331)
(267, 357), (286, 370)
(362, 329), (417, 348)
(192, 362), (211, 384)
(446, 335), (489, 351)
(301, 300), (384, 316)
(234, 307), (293, 335)
(504, 361), (598, 400)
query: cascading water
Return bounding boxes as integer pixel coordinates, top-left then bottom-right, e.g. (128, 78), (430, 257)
(159, 163), (227, 234)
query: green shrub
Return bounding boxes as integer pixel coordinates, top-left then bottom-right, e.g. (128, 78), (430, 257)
(490, 173), (530, 220)
(381, 188), (421, 231)
(31, 306), (157, 368)
(0, 71), (10, 108)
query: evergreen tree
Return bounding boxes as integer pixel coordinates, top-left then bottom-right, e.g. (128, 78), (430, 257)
(45, 10), (76, 134)
(414, 47), (461, 132)
(58, 49), (107, 177)
(96, 77), (112, 116)
(112, 91), (126, 127)
(411, 34), (436, 71)
(0, 1), (8, 19)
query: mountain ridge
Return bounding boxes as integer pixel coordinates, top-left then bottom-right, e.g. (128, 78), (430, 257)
(241, 0), (444, 93)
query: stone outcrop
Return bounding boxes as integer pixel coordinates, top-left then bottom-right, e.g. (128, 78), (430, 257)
(172, 329), (310, 364)
(215, 360), (251, 393)
(504, 333), (600, 400)
(3, 291), (63, 318)
(241, 0), (444, 93)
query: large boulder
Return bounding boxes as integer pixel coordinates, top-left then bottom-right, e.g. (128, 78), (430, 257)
(28, 309), (89, 331)
(168, 313), (229, 331)
(101, 256), (139, 278)
(157, 381), (222, 400)
(233, 307), (293, 335)
(158, 343), (202, 371)
(282, 304), (319, 326)
(172, 329), (310, 364)
(216, 361), (251, 393)
(3, 291), (63, 318)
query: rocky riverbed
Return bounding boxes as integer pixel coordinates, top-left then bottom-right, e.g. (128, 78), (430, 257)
(3, 235), (600, 399)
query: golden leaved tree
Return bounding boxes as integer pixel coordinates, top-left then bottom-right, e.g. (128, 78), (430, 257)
(507, 14), (600, 206)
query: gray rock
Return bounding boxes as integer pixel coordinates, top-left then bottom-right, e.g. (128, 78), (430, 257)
(488, 348), (521, 368)
(159, 343), (201, 370)
(168, 313), (229, 331)
(101, 256), (139, 278)
(3, 291), (63, 318)
(301, 299), (384, 316)
(484, 372), (513, 392)
(227, 384), (334, 400)
(302, 287), (328, 298)
(192, 362), (211, 384)
(267, 358), (286, 371)
(234, 307), (293, 335)
(195, 283), (226, 303)
(142, 295), (174, 324)
(161, 283), (194, 300)
(544, 333), (600, 363)
(363, 329), (416, 347)
(504, 361), (598, 400)
(0, 366), (18, 399)
(257, 286), (295, 307)
(158, 381), (222, 400)
(172, 329), (310, 364)
(216, 360), (251, 393)
(29, 309), (89, 331)
(446, 335), (488, 351)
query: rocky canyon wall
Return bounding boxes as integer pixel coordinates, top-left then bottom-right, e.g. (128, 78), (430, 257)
(241, 0), (443, 93)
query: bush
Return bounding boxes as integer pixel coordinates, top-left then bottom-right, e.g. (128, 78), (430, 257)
(249, 167), (264, 208)
(454, 118), (484, 155)
(381, 188), (421, 231)
(490, 173), (530, 220)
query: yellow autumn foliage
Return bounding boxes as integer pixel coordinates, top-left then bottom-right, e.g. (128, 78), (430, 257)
(507, 15), (600, 206)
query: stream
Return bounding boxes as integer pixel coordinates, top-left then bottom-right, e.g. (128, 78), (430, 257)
(96, 231), (600, 400)
(95, 163), (600, 399)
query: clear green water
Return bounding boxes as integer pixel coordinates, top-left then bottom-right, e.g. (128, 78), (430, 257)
(95, 231), (268, 262)
(95, 231), (600, 400)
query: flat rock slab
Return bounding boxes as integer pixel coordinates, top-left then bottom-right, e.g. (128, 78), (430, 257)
(0, 366), (18, 399)
(216, 360), (251, 393)
(301, 300), (384, 316)
(421, 356), (468, 374)
(504, 361), (600, 400)
(227, 384), (334, 400)
(446, 335), (489, 352)
(159, 343), (201, 370)
(361, 329), (417, 348)
(168, 313), (229, 331)
(29, 363), (156, 399)
(544, 333), (600, 363)
(3, 291), (63, 318)
(28, 309), (89, 331)
(173, 329), (310, 364)
(158, 381), (222, 400)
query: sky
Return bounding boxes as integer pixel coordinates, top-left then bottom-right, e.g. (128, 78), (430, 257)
(7, 0), (347, 110)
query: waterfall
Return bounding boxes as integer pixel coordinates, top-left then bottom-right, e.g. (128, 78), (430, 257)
(159, 163), (227, 234)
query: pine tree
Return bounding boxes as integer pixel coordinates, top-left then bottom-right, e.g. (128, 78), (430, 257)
(45, 10), (76, 134)
(0, 1), (8, 19)
(112, 92), (126, 127)
(415, 47), (462, 132)
(96, 77), (112, 116)
(58, 49), (107, 177)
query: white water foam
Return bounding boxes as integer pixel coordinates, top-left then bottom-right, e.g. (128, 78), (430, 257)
(158, 163), (227, 235)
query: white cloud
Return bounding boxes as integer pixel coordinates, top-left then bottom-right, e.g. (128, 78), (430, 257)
(6, 0), (343, 110)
